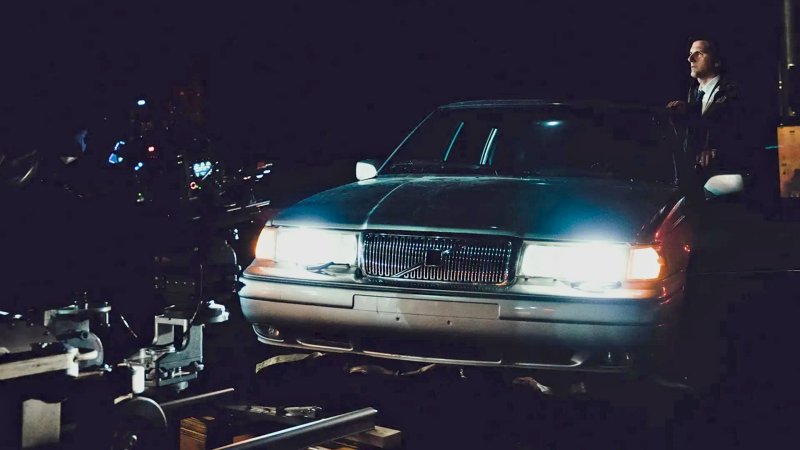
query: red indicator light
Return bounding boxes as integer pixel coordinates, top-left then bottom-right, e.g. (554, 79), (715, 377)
(189, 181), (198, 190)
(147, 146), (156, 153)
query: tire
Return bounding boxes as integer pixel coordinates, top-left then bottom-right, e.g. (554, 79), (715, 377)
(111, 396), (169, 450)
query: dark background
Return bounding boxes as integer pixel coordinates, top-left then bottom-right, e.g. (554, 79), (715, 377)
(0, 0), (783, 177)
(0, 1), (786, 308)
(1, 4), (796, 448)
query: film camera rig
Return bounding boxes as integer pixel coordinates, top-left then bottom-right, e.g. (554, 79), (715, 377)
(0, 117), (268, 448)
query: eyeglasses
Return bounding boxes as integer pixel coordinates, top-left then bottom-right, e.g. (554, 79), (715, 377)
(687, 51), (707, 62)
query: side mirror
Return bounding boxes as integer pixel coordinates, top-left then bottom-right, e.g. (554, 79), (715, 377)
(356, 160), (379, 181)
(703, 173), (744, 198)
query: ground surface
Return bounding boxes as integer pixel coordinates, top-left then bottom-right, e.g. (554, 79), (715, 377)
(199, 270), (800, 449)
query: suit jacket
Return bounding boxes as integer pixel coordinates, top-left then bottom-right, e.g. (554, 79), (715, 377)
(683, 75), (743, 170)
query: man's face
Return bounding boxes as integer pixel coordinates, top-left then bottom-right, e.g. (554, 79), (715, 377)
(688, 40), (718, 80)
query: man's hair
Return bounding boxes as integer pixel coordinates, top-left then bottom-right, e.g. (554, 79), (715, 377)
(688, 36), (725, 73)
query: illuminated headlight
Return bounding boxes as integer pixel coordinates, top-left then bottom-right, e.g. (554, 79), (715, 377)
(627, 247), (662, 280)
(255, 227), (358, 267)
(519, 242), (663, 285)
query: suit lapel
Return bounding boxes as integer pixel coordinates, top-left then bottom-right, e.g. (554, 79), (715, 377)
(702, 77), (730, 118)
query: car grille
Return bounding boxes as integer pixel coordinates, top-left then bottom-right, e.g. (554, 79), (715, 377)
(361, 233), (514, 284)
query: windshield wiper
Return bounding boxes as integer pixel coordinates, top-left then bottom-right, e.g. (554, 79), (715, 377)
(389, 161), (498, 175)
(516, 168), (672, 184)
(389, 160), (442, 169)
(516, 168), (617, 178)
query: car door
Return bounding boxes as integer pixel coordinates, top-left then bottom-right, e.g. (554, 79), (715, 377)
(687, 191), (800, 385)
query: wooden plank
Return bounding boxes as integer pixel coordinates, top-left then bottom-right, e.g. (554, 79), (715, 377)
(180, 417), (212, 450)
(309, 444), (359, 450)
(778, 125), (800, 198)
(342, 426), (402, 449)
(179, 415), (394, 450)
(233, 433), (257, 443)
(0, 349), (78, 381)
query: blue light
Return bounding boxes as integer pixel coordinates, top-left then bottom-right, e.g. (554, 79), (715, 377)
(192, 161), (213, 178)
(108, 153), (120, 164)
(543, 121), (562, 127)
(134, 161), (144, 171)
(114, 140), (126, 152)
(137, 99), (146, 106)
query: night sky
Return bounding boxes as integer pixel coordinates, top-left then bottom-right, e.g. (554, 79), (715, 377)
(0, 1), (782, 168)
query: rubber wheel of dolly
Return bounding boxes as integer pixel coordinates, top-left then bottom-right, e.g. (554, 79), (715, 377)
(111, 396), (169, 450)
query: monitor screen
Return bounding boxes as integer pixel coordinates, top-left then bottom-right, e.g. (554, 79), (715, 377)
(192, 161), (213, 178)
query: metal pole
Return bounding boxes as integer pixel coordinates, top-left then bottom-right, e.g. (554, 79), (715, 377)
(160, 387), (235, 414)
(786, 0), (796, 69)
(782, 0), (797, 118)
(213, 407), (378, 450)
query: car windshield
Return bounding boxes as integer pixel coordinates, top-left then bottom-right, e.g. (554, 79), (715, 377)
(382, 105), (679, 184)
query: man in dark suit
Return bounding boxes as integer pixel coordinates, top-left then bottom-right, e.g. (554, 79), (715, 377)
(667, 38), (744, 173)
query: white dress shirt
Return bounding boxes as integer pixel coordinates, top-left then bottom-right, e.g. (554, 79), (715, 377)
(698, 75), (720, 115)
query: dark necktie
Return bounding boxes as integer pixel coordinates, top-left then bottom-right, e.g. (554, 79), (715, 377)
(695, 89), (706, 103)
(684, 89), (706, 154)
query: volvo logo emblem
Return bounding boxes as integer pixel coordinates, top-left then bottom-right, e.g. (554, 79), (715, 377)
(424, 249), (443, 267)
(389, 246), (453, 278)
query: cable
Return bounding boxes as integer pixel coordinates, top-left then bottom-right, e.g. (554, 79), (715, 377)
(148, 254), (207, 351)
(175, 262), (204, 351)
(118, 312), (139, 340)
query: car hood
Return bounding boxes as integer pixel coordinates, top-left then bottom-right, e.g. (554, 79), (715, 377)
(271, 176), (679, 242)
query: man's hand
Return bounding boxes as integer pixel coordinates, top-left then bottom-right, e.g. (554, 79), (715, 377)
(696, 149), (717, 169)
(666, 100), (687, 114)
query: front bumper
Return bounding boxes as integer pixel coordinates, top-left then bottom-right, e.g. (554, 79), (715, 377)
(239, 275), (680, 371)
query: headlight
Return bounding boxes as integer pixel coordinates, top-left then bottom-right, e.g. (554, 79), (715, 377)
(519, 241), (663, 285)
(627, 247), (662, 280)
(255, 227), (358, 267)
(254, 227), (278, 260)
